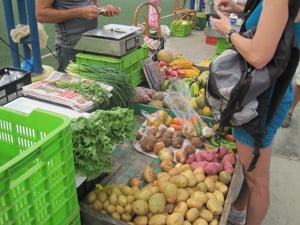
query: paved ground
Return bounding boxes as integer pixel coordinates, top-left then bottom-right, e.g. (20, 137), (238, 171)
(165, 29), (300, 225)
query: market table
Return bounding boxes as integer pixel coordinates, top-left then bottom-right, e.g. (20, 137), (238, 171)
(79, 114), (244, 225)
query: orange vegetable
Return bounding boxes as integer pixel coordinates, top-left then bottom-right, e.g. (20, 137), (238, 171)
(225, 134), (235, 142)
(172, 117), (187, 126)
(170, 123), (182, 130)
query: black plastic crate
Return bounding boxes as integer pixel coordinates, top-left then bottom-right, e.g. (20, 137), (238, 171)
(0, 67), (31, 105)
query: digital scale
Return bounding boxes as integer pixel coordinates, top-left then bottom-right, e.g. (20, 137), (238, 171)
(75, 24), (144, 57)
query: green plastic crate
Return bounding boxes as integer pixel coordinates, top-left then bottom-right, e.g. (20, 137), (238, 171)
(216, 37), (232, 55)
(0, 107), (80, 225)
(171, 22), (193, 37)
(196, 13), (207, 31)
(76, 46), (149, 86)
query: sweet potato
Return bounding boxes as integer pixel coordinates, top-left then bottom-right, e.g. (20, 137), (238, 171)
(185, 154), (195, 164)
(190, 161), (208, 170)
(221, 153), (236, 165)
(199, 151), (215, 162)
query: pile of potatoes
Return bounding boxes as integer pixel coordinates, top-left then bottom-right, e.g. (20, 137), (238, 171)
(85, 160), (232, 225)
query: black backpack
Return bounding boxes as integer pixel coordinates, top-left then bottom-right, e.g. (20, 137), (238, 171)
(206, 0), (299, 171)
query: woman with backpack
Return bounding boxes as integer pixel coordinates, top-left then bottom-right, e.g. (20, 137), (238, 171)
(210, 0), (300, 225)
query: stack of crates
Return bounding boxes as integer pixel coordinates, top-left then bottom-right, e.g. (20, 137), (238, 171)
(76, 45), (149, 86)
(0, 108), (80, 225)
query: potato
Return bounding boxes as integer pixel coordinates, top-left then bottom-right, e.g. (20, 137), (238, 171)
(143, 164), (156, 183)
(93, 199), (103, 211)
(149, 193), (166, 214)
(124, 204), (133, 214)
(192, 218), (208, 225)
(169, 174), (189, 188)
(109, 192), (118, 205)
(158, 147), (175, 161)
(160, 159), (175, 172)
(206, 198), (223, 216)
(129, 177), (143, 188)
(106, 204), (116, 214)
(111, 212), (120, 220)
(219, 171), (232, 185)
(149, 214), (167, 225)
(209, 218), (219, 225)
(118, 194), (128, 207)
(204, 177), (216, 193)
(157, 172), (171, 181)
(214, 181), (229, 196)
(137, 189), (153, 201)
(213, 190), (225, 206)
(186, 207), (199, 222)
(199, 209), (213, 222)
(191, 191), (208, 204)
(206, 175), (219, 182)
(186, 197), (204, 209)
(168, 167), (182, 176)
(167, 212), (184, 225)
(177, 188), (190, 202)
(86, 191), (97, 203)
(183, 221), (192, 225)
(161, 182), (178, 203)
(134, 215), (149, 225)
(181, 170), (197, 187)
(173, 201), (188, 216)
(120, 213), (132, 222)
(196, 182), (208, 193)
(144, 183), (160, 194)
(180, 163), (192, 171)
(97, 190), (107, 202)
(132, 199), (149, 216)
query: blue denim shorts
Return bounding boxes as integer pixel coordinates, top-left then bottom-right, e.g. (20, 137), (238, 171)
(232, 83), (294, 148)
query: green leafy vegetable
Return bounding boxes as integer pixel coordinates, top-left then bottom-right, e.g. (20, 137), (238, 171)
(71, 107), (136, 180)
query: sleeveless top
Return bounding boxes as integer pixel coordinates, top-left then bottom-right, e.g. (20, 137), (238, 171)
(53, 0), (98, 48)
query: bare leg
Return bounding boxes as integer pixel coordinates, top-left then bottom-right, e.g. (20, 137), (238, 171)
(235, 141), (272, 225)
(232, 178), (249, 211)
(290, 82), (300, 114)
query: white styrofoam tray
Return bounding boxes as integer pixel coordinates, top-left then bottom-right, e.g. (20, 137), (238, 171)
(3, 97), (91, 119)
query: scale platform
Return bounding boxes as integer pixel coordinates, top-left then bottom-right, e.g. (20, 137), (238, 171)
(75, 24), (144, 57)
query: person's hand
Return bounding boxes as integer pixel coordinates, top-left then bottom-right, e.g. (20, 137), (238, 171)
(215, 0), (238, 14)
(80, 5), (101, 20)
(102, 5), (121, 17)
(210, 8), (232, 36)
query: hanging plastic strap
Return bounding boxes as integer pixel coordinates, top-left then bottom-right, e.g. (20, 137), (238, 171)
(247, 129), (266, 172)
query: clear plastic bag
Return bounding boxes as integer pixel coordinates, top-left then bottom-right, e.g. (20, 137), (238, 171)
(163, 80), (214, 138)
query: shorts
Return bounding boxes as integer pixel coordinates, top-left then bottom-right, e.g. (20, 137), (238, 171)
(232, 83), (294, 148)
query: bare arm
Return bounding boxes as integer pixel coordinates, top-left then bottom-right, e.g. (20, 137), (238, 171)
(212, 0), (288, 69)
(35, 0), (100, 23)
(35, 0), (120, 24)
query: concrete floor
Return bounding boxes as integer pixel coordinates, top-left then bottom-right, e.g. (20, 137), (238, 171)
(164, 30), (300, 225)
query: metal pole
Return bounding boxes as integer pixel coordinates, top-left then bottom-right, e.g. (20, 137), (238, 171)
(3, 0), (21, 67)
(25, 0), (43, 74)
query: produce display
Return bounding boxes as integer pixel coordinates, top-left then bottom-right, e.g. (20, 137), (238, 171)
(84, 157), (233, 225)
(134, 108), (236, 175)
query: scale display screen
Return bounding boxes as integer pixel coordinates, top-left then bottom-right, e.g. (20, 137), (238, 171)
(125, 36), (141, 51)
